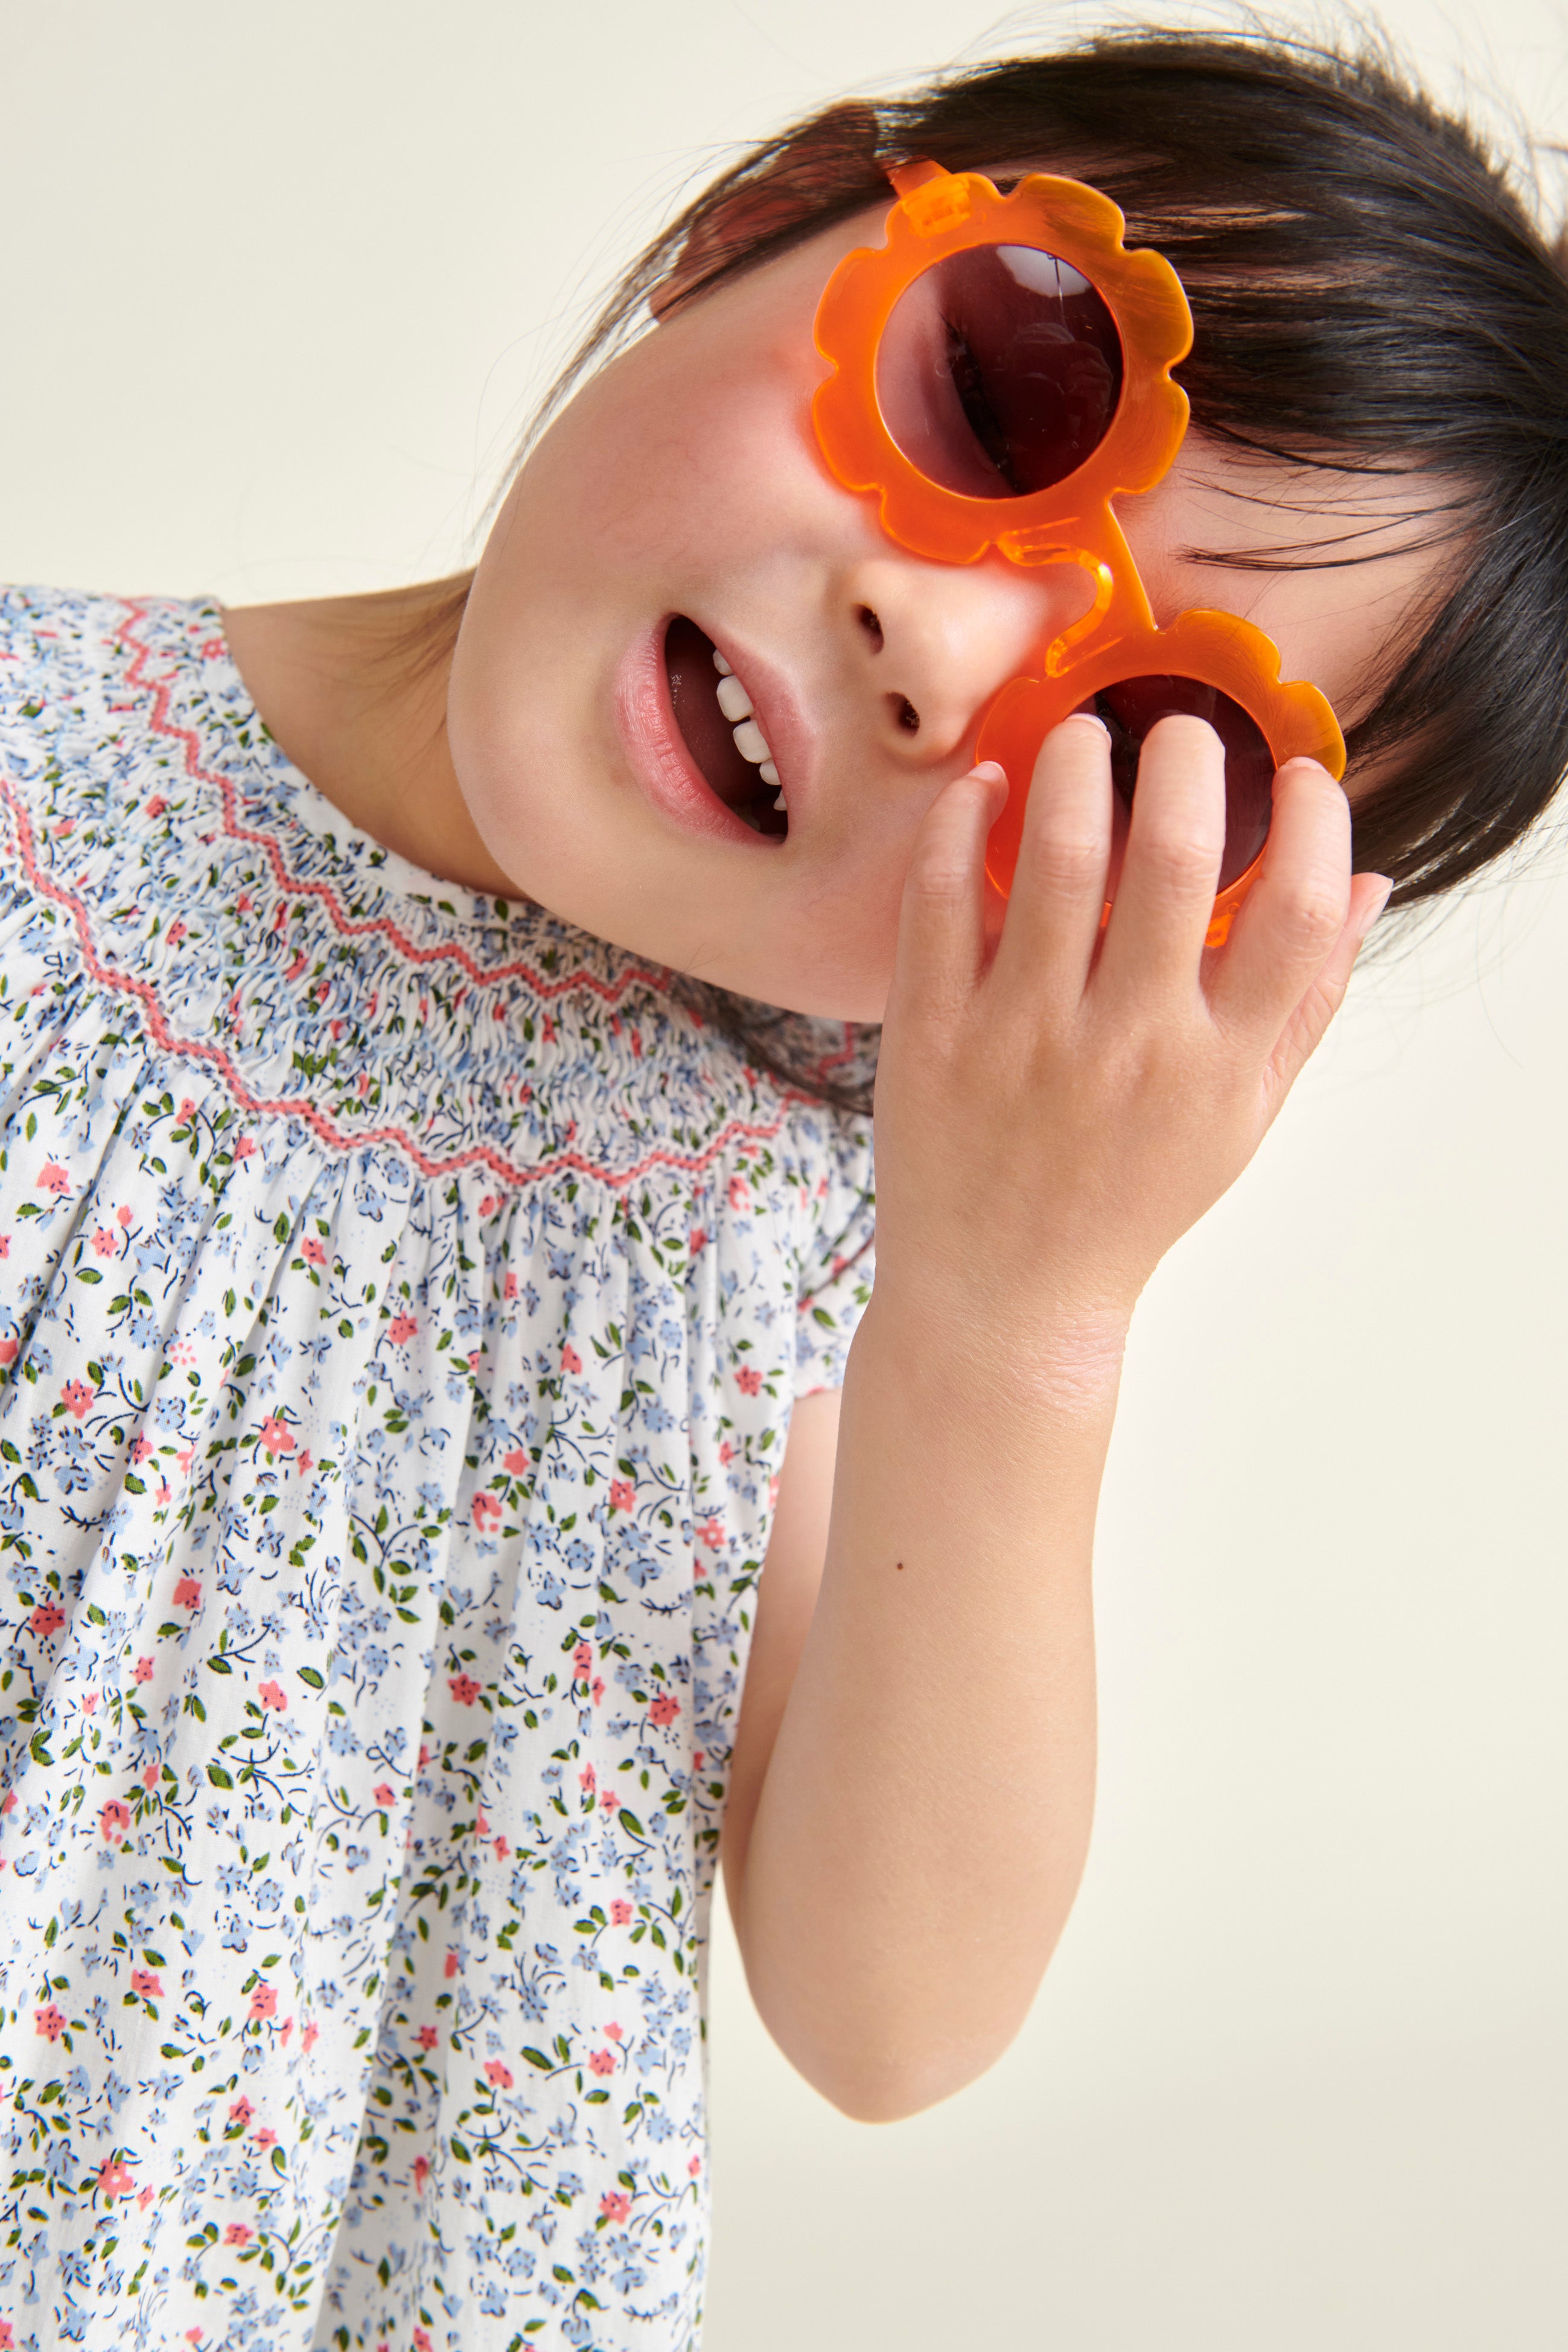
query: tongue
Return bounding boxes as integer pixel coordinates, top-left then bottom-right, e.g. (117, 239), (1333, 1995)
(664, 616), (784, 833)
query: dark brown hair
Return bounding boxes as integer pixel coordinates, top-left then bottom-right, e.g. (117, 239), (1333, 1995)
(416, 28), (1568, 1114)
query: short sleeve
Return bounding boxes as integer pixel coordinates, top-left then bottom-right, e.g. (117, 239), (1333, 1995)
(793, 1102), (876, 1397)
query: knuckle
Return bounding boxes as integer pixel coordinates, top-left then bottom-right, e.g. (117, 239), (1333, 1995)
(1138, 830), (1221, 894)
(1275, 876), (1347, 952)
(1027, 830), (1104, 894)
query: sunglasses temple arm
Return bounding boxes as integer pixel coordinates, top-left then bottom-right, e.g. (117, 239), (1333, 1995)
(998, 512), (1156, 677)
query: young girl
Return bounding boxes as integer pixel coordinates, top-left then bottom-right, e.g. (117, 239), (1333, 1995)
(2, 27), (1564, 2352)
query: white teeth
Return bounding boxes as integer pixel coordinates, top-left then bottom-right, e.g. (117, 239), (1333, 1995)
(773, 791), (788, 811)
(711, 652), (780, 785)
(732, 718), (771, 764)
(758, 760), (779, 788)
(712, 649), (732, 675)
(715, 674), (752, 723)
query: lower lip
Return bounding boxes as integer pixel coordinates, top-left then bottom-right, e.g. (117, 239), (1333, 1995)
(613, 621), (784, 848)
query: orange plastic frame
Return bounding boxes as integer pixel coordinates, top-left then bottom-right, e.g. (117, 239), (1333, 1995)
(812, 160), (1346, 946)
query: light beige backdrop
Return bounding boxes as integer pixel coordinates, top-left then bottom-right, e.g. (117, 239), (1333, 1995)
(3, 5), (1565, 2346)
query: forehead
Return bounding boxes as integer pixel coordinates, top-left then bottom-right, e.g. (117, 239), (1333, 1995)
(1118, 438), (1456, 728)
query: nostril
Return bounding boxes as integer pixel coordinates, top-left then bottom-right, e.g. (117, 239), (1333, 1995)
(891, 695), (920, 734)
(856, 605), (884, 651)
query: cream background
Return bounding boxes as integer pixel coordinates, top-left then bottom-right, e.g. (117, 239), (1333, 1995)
(2, 4), (1564, 2345)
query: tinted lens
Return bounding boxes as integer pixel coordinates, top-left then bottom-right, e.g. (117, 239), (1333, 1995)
(876, 243), (1124, 499)
(1088, 677), (1274, 890)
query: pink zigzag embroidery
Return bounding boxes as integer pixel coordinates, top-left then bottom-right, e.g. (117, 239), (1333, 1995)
(0, 772), (805, 1194)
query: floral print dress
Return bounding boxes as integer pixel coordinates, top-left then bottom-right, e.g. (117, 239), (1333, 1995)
(0, 590), (876, 2352)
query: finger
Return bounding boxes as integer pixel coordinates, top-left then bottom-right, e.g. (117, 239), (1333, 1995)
(990, 713), (1114, 1002)
(1264, 869), (1392, 1095)
(890, 763), (1009, 1018)
(1095, 713), (1226, 1001)
(1208, 758), (1352, 1036)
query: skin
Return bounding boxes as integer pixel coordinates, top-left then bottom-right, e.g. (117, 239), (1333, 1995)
(224, 191), (1442, 2119)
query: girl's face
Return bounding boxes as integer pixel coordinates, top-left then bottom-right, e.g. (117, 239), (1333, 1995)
(449, 203), (1439, 1022)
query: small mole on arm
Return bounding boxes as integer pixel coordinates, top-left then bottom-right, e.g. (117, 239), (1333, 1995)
(894, 1560), (904, 1571)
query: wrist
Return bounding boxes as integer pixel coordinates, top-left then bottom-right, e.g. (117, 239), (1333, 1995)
(852, 1275), (1131, 1423)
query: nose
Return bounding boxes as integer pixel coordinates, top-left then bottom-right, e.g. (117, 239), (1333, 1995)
(839, 553), (1098, 763)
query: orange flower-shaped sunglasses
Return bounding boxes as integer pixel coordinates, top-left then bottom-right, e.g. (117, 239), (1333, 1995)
(812, 160), (1346, 945)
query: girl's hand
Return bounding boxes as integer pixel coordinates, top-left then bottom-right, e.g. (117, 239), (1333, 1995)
(871, 716), (1391, 1360)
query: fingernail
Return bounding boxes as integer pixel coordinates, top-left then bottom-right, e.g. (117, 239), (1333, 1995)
(967, 760), (1007, 784)
(1356, 876), (1394, 939)
(1065, 712), (1111, 739)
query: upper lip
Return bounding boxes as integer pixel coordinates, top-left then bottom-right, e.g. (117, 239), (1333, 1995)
(701, 623), (815, 819)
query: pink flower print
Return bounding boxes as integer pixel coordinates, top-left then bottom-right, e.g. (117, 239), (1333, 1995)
(258, 1412), (295, 1455)
(475, 1808), (490, 1833)
(176, 1444), (194, 1473)
(296, 1448), (313, 1473)
(599, 2191), (631, 2222)
(172, 1578), (202, 1610)
(604, 2021), (623, 2041)
(133, 1656), (154, 1683)
(448, 1672), (481, 1705)
(503, 1446), (529, 1474)
(0, 1334), (14, 1363)
(611, 1900), (633, 1926)
(588, 2047), (616, 2077)
(444, 1950), (461, 1979)
(415, 2328), (433, 2352)
(579, 1763), (596, 1791)
(138, 2182), (155, 2207)
(413, 2156), (432, 2194)
(736, 1365), (763, 1396)
(228, 2097), (253, 2131)
(117, 1203), (132, 1225)
(503, 1270), (519, 1301)
(727, 1175), (750, 1209)
(223, 2223), (252, 2247)
(2, 1792), (14, 1814)
(253, 2129), (277, 2151)
(144, 794), (167, 818)
(232, 1135), (257, 1159)
(493, 1834), (509, 1858)
(649, 1692), (680, 1728)
(484, 2060), (513, 2089)
(471, 1492), (502, 1533)
(80, 1691), (98, 1715)
(591, 1677), (605, 1704)
(415, 2025), (439, 2051)
(479, 1193), (499, 1219)
(34, 2003), (66, 2041)
(142, 1764), (160, 1789)
(61, 1379), (96, 1420)
(373, 1782), (395, 1806)
(719, 1439), (735, 1466)
(695, 1517), (724, 1550)
(98, 1799), (130, 1842)
(609, 1478), (635, 1514)
(689, 1227), (708, 1255)
(689, 2155), (703, 2177)
(600, 1789), (619, 1814)
(301, 1237), (326, 1266)
(29, 1601), (65, 1639)
(176, 1094), (194, 1120)
(38, 1164), (71, 1196)
(0, 2322), (14, 2351)
(98, 2156), (135, 2197)
(129, 1435), (154, 1464)
(693, 1750), (705, 1770)
(257, 1680), (288, 1710)
(388, 1311), (417, 1343)
(249, 1984), (278, 2022)
(301, 2021), (319, 2052)
(561, 1342), (582, 1375)
(91, 1226), (117, 1258)
(131, 1969), (163, 1999)
(572, 1640), (593, 1677)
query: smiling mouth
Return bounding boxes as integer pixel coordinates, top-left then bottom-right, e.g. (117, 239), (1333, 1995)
(664, 616), (788, 838)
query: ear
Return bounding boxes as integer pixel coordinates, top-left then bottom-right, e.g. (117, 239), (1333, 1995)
(649, 103), (887, 321)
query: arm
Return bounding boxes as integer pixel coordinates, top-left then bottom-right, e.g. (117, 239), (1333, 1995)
(727, 717), (1389, 2125)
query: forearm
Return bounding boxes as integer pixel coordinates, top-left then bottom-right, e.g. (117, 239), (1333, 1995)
(733, 1278), (1124, 2122)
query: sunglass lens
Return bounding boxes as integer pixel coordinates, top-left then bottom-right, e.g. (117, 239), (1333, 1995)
(1086, 678), (1274, 889)
(876, 243), (1124, 500)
